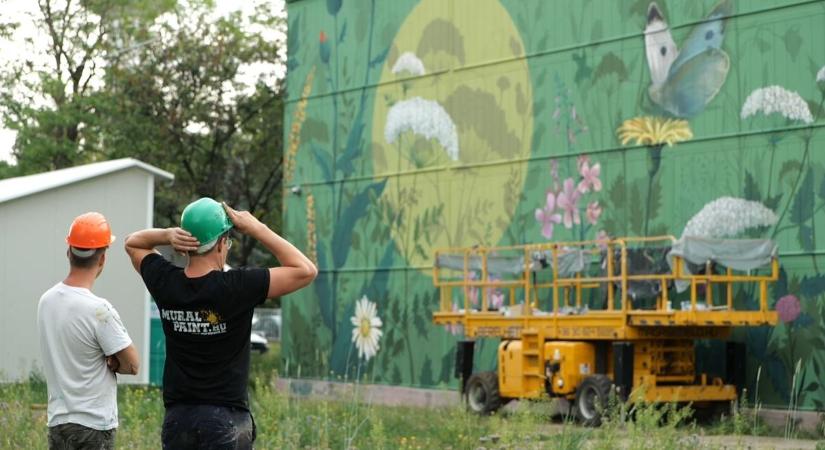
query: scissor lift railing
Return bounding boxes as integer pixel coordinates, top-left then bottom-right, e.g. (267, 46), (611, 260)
(432, 235), (779, 340)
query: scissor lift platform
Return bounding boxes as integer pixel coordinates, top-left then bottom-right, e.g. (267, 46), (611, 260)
(432, 236), (778, 416)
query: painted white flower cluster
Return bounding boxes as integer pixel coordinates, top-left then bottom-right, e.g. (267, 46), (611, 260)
(391, 51), (426, 77)
(740, 85), (813, 124)
(385, 97), (459, 160)
(682, 196), (778, 239)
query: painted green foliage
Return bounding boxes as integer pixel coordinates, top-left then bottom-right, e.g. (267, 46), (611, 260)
(282, 0), (825, 409)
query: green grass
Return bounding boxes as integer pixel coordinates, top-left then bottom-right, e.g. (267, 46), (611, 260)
(250, 341), (282, 382)
(3, 349), (824, 449)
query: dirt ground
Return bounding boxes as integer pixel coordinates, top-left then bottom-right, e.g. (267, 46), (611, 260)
(696, 434), (819, 450)
(533, 423), (822, 450)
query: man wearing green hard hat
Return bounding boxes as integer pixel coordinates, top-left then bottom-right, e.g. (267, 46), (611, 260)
(124, 198), (317, 449)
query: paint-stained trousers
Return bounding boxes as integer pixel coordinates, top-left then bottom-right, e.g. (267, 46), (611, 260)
(161, 404), (256, 450)
(48, 423), (116, 450)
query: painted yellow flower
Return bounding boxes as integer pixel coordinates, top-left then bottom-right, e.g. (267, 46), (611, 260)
(350, 295), (382, 361)
(305, 192), (317, 265)
(283, 66), (316, 213)
(616, 116), (693, 147)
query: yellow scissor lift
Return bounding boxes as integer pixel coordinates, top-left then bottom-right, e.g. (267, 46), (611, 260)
(432, 236), (778, 424)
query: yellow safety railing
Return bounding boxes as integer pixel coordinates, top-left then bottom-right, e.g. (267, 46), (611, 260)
(433, 236), (779, 321)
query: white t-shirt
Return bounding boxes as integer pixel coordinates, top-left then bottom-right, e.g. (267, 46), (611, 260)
(37, 282), (132, 430)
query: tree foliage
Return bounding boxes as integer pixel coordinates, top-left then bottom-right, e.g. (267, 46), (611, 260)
(0, 0), (286, 267)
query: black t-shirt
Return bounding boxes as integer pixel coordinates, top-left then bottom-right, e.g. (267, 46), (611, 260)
(140, 253), (270, 410)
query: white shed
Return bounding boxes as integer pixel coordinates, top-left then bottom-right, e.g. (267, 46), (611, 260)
(0, 158), (173, 384)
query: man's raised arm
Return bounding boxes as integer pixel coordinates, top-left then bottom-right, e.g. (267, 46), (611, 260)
(223, 203), (318, 298)
(124, 228), (200, 272)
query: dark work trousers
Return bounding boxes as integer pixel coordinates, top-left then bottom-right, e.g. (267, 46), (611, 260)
(48, 423), (116, 450)
(161, 404), (256, 450)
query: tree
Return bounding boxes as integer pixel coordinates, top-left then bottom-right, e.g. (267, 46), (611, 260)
(0, 0), (287, 269)
(0, 0), (175, 174)
(101, 2), (285, 267)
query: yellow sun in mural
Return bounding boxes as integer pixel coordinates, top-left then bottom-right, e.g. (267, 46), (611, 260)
(617, 116), (693, 147)
(372, 0), (532, 268)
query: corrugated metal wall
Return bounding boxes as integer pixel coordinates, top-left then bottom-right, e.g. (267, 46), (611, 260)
(282, 0), (825, 410)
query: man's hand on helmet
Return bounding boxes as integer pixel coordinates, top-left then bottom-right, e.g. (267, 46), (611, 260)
(222, 203), (263, 236)
(167, 227), (200, 253)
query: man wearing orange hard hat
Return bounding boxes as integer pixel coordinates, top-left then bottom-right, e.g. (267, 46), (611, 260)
(37, 212), (140, 450)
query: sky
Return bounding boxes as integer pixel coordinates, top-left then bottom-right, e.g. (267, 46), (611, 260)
(0, 0), (286, 165)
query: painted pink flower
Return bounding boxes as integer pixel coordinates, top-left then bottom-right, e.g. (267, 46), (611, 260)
(586, 201), (602, 225)
(550, 159), (560, 191)
(556, 178), (581, 228)
(465, 271), (479, 307)
(776, 294), (801, 323)
(487, 276), (505, 310)
(578, 161), (602, 193)
(577, 154), (590, 171)
(535, 192), (562, 239)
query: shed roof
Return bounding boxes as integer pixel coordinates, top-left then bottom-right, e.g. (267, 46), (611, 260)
(0, 158), (174, 204)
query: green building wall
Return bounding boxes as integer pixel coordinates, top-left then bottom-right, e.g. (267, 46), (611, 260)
(281, 0), (825, 410)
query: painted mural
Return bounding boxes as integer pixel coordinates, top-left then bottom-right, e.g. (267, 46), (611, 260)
(282, 0), (825, 410)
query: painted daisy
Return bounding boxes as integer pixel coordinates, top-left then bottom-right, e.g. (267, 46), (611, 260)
(350, 295), (383, 361)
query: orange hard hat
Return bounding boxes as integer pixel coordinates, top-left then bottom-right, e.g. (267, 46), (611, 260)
(66, 212), (116, 249)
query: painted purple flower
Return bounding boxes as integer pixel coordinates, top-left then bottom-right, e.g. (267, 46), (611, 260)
(776, 294), (801, 323)
(535, 192), (562, 239)
(586, 201), (602, 225)
(557, 178), (581, 228)
(578, 161), (602, 193)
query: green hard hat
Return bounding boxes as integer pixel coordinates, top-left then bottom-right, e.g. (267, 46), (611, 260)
(180, 197), (233, 252)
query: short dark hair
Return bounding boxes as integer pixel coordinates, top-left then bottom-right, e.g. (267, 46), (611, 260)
(69, 247), (106, 269)
(188, 232), (231, 257)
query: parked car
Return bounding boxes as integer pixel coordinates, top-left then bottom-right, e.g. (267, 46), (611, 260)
(252, 309), (281, 341)
(250, 331), (269, 354)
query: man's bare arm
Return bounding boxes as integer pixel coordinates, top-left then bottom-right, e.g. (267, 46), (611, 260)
(124, 228), (199, 272)
(106, 344), (140, 375)
(223, 204), (317, 298)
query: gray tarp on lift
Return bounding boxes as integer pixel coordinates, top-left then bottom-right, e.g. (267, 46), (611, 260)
(435, 249), (585, 277)
(668, 236), (777, 292)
